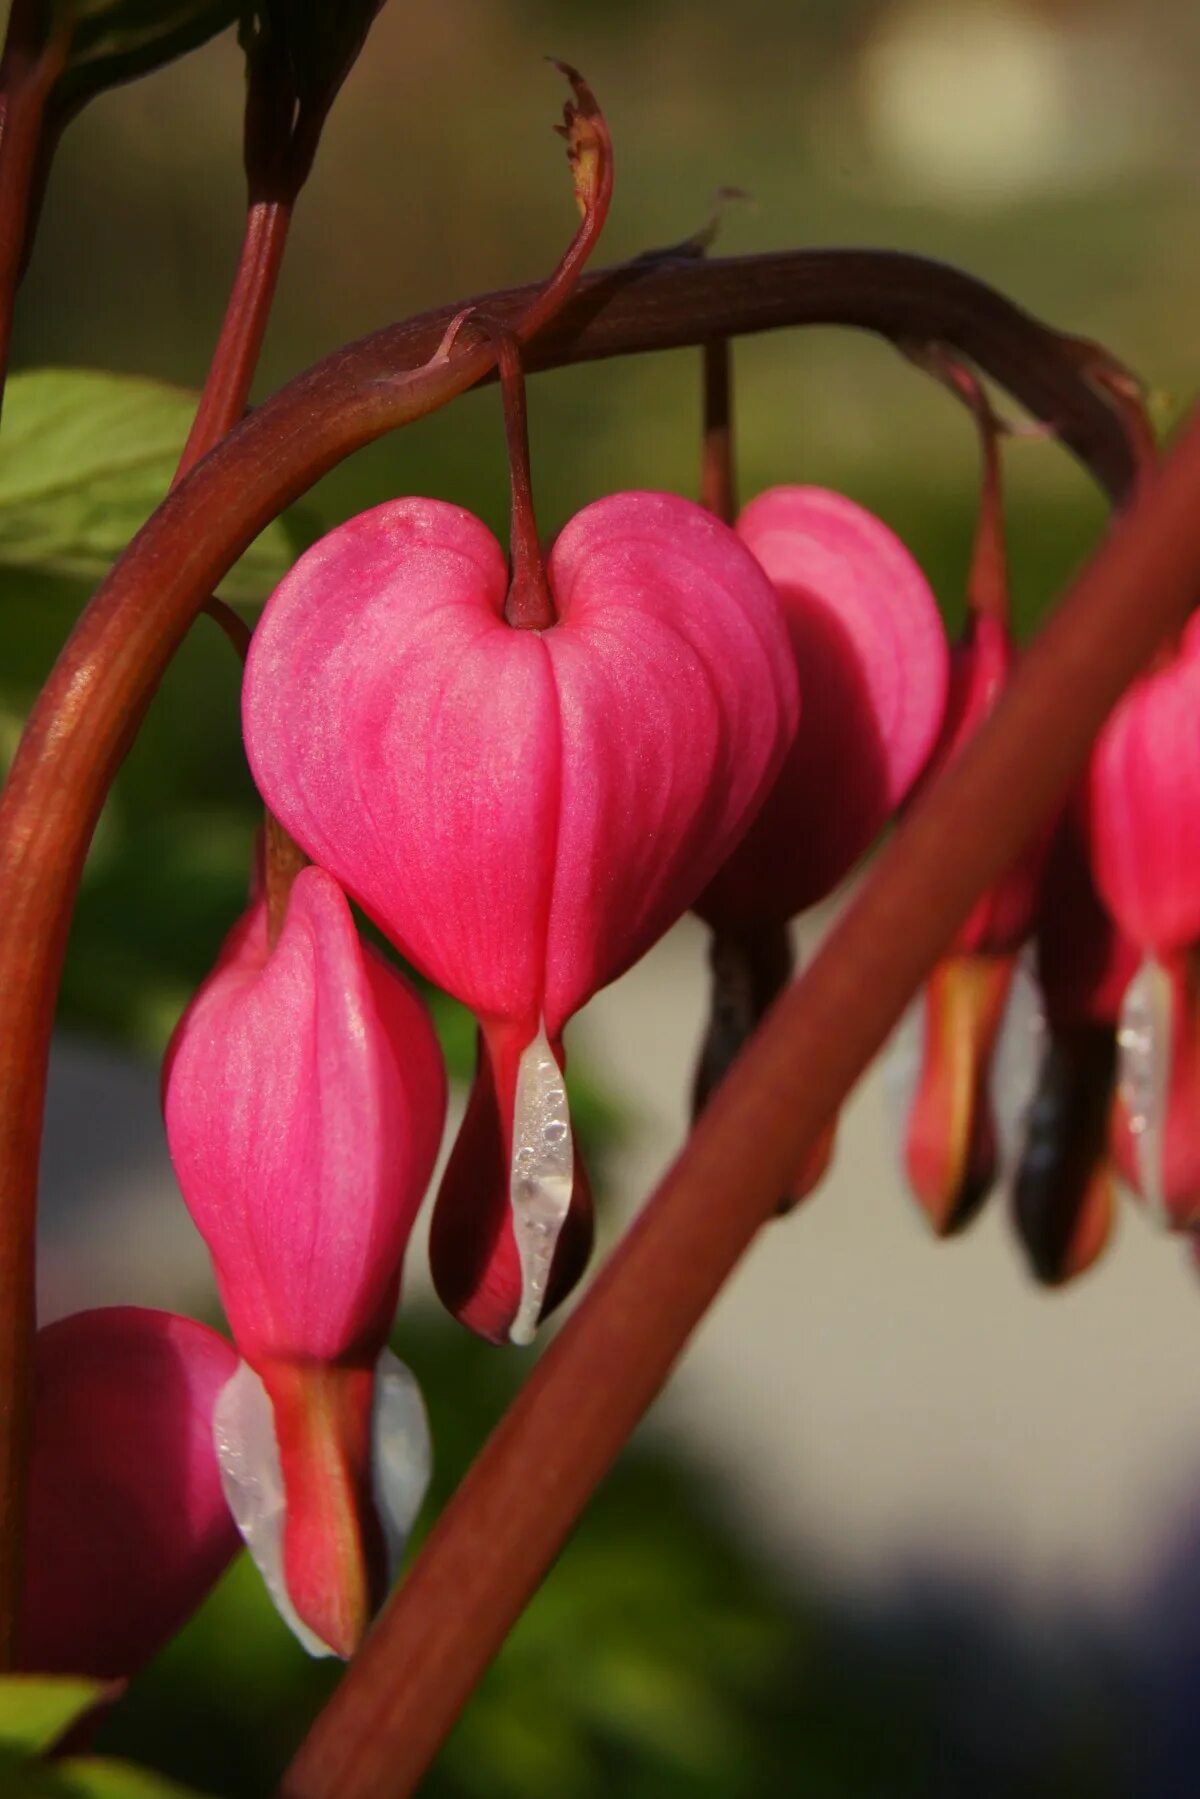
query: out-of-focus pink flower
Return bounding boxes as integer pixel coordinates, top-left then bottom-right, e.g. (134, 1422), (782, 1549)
(698, 485), (949, 928)
(164, 865), (445, 1655)
(1086, 616), (1200, 1227)
(20, 1307), (238, 1678)
(243, 491), (797, 1344)
(1087, 614), (1200, 954)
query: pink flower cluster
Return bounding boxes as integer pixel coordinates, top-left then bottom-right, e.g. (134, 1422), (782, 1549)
(43, 447), (1199, 1676)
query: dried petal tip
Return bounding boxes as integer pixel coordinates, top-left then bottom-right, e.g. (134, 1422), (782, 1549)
(901, 954), (1019, 1235)
(215, 1350), (431, 1658)
(548, 60), (611, 220)
(20, 1309), (239, 1678)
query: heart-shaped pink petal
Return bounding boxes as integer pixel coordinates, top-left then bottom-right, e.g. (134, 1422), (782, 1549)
(242, 491), (798, 1040)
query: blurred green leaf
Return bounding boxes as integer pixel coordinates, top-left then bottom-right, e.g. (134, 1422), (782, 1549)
(48, 2), (239, 123)
(0, 1754), (214, 1798)
(0, 1675), (108, 1755)
(0, 370), (297, 602)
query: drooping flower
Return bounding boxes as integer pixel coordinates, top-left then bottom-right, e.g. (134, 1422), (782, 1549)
(897, 373), (1046, 1235)
(1012, 802), (1136, 1281)
(243, 488), (798, 1344)
(1086, 614), (1200, 1226)
(691, 484), (948, 1196)
(164, 864), (445, 1655)
(20, 1307), (238, 1678)
(698, 485), (949, 932)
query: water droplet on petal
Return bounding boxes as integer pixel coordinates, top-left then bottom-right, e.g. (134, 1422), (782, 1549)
(508, 1020), (574, 1347)
(1117, 956), (1173, 1221)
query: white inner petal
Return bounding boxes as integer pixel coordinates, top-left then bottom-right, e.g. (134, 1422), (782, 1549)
(508, 1020), (574, 1348)
(213, 1348), (433, 1658)
(1117, 956), (1173, 1222)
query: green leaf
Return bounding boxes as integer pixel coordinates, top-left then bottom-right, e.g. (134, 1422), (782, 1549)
(48, 3), (240, 124)
(0, 369), (296, 602)
(0, 1675), (109, 1754)
(0, 1755), (215, 1798)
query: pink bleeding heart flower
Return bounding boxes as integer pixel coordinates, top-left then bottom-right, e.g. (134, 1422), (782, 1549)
(1086, 614), (1200, 1226)
(900, 616), (1047, 1233)
(1086, 613), (1200, 954)
(698, 485), (949, 930)
(690, 485), (947, 1200)
(243, 489), (798, 1344)
(895, 361), (1051, 1237)
(1012, 802), (1137, 1282)
(164, 864), (445, 1655)
(20, 1307), (238, 1678)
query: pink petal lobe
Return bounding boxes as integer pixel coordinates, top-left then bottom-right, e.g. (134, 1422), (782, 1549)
(163, 864), (445, 1366)
(700, 485), (949, 925)
(1087, 615), (1200, 954)
(243, 500), (559, 1032)
(541, 491), (799, 1028)
(20, 1308), (238, 1677)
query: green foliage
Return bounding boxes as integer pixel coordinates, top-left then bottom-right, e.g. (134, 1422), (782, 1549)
(0, 1675), (108, 1755)
(0, 1675), (212, 1799)
(47, 1), (239, 125)
(0, 370), (298, 603)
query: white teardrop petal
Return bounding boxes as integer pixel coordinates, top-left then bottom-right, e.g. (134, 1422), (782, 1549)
(371, 1351), (433, 1571)
(1117, 955), (1174, 1222)
(508, 1020), (573, 1347)
(989, 953), (1046, 1176)
(212, 1358), (331, 1658)
(213, 1347), (433, 1658)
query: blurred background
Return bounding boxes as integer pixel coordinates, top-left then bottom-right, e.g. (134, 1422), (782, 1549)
(6, 0), (1200, 1792)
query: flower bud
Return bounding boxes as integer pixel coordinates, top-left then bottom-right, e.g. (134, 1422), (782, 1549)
(20, 1308), (238, 1677)
(243, 491), (797, 1342)
(164, 865), (445, 1654)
